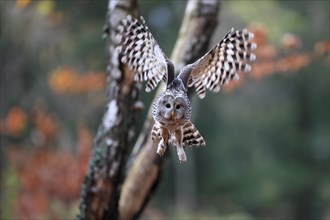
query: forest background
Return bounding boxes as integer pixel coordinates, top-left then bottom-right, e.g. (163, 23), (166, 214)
(1, 0), (329, 219)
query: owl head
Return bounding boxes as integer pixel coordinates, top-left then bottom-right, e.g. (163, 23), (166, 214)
(152, 81), (191, 124)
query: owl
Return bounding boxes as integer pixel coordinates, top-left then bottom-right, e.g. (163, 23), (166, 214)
(115, 15), (256, 162)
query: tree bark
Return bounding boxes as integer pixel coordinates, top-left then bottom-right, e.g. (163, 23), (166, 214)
(77, 0), (221, 219)
(77, 1), (140, 219)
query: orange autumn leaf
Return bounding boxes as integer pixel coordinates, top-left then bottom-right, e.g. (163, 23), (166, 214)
(314, 40), (330, 56)
(75, 72), (107, 93)
(3, 107), (28, 137)
(248, 23), (269, 47)
(281, 33), (301, 50)
(251, 62), (277, 79)
(49, 67), (79, 94)
(17, 191), (49, 219)
(16, 0), (31, 9)
(8, 134), (91, 216)
(49, 67), (106, 95)
(276, 53), (311, 73)
(33, 108), (58, 142)
(255, 45), (278, 60)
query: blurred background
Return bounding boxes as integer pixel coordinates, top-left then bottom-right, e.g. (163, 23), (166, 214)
(1, 0), (329, 219)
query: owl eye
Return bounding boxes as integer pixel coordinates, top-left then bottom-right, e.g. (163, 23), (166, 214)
(176, 105), (181, 109)
(165, 103), (171, 108)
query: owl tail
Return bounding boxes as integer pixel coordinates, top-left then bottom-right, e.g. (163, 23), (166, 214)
(182, 121), (206, 147)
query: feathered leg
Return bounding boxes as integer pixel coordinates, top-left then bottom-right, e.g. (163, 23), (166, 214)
(174, 127), (187, 163)
(157, 127), (169, 156)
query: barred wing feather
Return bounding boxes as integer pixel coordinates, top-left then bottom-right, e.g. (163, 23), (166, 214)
(188, 28), (257, 98)
(182, 121), (206, 147)
(116, 15), (169, 92)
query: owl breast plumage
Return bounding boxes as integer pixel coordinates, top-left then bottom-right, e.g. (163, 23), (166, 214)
(115, 15), (256, 162)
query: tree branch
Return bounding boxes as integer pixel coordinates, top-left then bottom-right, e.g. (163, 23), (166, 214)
(118, 1), (221, 219)
(77, 1), (140, 219)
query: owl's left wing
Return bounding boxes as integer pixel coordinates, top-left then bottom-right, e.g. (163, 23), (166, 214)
(185, 28), (256, 99)
(115, 15), (174, 92)
(182, 121), (206, 147)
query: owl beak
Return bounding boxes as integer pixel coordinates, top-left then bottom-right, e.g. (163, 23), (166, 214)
(171, 111), (175, 119)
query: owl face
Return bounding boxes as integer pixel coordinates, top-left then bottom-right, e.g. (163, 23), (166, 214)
(155, 93), (190, 123)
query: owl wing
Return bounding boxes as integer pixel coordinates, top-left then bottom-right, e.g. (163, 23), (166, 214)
(185, 28), (256, 99)
(115, 15), (174, 92)
(182, 121), (206, 147)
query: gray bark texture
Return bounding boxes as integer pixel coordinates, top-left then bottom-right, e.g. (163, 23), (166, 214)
(77, 0), (220, 219)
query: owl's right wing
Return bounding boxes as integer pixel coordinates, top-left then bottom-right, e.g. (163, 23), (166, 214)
(184, 28), (256, 99)
(115, 15), (173, 92)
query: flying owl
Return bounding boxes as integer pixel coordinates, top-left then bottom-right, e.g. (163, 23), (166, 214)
(115, 15), (256, 162)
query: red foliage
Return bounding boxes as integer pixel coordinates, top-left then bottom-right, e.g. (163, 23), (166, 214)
(49, 67), (79, 95)
(75, 71), (107, 93)
(251, 61), (276, 79)
(17, 190), (49, 219)
(0, 107), (28, 137)
(49, 66), (106, 95)
(281, 33), (302, 50)
(314, 40), (330, 65)
(276, 53), (311, 73)
(249, 23), (269, 47)
(314, 40), (330, 56)
(32, 107), (59, 143)
(223, 24), (328, 91)
(7, 126), (92, 218)
(248, 24), (327, 80)
(16, 0), (32, 9)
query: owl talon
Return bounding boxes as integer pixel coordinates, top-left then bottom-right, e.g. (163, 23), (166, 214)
(157, 146), (166, 156)
(157, 139), (167, 157)
(177, 147), (187, 163)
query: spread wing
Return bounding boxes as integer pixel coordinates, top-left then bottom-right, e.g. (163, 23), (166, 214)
(115, 15), (173, 92)
(186, 28), (257, 98)
(182, 121), (206, 147)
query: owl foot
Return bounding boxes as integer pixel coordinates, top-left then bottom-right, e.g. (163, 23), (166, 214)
(177, 147), (187, 163)
(157, 139), (167, 157)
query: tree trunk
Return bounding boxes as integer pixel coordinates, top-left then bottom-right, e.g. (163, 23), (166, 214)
(77, 0), (221, 219)
(77, 1), (140, 219)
